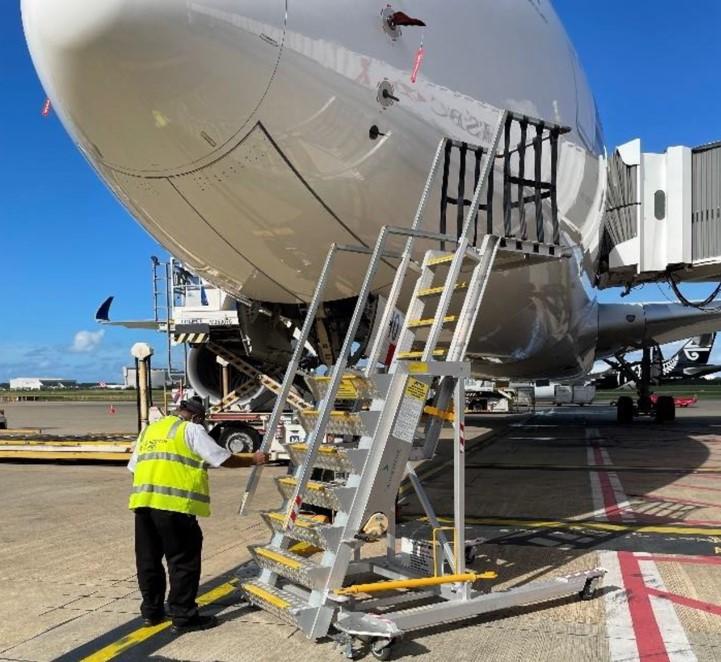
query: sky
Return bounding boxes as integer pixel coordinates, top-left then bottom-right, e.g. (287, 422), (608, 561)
(0, 1), (720, 382)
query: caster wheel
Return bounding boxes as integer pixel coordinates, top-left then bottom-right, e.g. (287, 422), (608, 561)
(371, 639), (393, 661)
(465, 546), (477, 565)
(580, 579), (597, 601)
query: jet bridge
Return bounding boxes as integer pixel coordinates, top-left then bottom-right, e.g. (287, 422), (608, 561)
(598, 138), (721, 288)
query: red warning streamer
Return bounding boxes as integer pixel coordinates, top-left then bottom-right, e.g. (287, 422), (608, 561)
(41, 98), (52, 117)
(411, 45), (425, 83)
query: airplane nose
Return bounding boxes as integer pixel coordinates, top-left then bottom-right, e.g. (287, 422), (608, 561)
(22, 0), (286, 174)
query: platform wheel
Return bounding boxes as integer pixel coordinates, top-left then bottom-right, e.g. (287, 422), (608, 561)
(580, 578), (598, 601)
(370, 638), (394, 661)
(655, 395), (676, 423)
(616, 396), (634, 424)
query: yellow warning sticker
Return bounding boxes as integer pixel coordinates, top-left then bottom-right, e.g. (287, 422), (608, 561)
(407, 362), (428, 374)
(405, 378), (429, 401)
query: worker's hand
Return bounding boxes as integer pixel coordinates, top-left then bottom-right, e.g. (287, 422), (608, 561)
(253, 451), (269, 465)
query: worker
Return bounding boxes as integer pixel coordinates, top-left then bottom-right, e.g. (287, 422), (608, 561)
(128, 396), (267, 633)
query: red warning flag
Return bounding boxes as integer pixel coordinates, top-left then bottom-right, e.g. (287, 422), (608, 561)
(41, 98), (52, 117)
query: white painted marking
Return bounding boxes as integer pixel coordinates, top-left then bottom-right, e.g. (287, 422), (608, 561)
(599, 551), (640, 662)
(638, 559), (697, 662)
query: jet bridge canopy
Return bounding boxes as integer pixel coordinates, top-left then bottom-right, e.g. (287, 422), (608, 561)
(598, 138), (721, 288)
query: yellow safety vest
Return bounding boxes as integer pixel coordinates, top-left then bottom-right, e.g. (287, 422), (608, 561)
(129, 415), (211, 517)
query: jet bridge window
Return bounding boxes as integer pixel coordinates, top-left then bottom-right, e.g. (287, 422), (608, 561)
(654, 189), (666, 220)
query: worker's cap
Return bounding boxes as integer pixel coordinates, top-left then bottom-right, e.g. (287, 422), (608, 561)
(179, 396), (206, 416)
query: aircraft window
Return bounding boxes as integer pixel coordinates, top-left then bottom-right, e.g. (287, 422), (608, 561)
(654, 190), (666, 220)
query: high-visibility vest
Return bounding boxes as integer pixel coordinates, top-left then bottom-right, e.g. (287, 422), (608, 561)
(129, 415), (211, 517)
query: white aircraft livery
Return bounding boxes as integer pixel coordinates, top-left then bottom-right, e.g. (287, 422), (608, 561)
(21, 0), (721, 400)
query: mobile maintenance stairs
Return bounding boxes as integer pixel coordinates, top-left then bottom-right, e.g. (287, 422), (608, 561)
(238, 110), (605, 659)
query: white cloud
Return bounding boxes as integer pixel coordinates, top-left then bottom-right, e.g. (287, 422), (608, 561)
(71, 329), (105, 353)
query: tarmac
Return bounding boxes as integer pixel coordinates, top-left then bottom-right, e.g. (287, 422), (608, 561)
(1, 401), (721, 660)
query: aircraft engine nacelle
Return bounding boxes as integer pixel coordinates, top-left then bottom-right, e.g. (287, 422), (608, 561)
(186, 344), (274, 409)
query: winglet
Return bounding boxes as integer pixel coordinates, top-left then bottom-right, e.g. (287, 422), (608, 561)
(96, 296), (114, 322)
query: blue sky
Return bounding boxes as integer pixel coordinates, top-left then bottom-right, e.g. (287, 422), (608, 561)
(0, 1), (720, 382)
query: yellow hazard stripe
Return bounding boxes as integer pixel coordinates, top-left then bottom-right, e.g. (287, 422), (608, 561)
(397, 349), (447, 359)
(279, 478), (326, 492)
(427, 254), (455, 266)
(80, 580), (237, 662)
(418, 282), (468, 297)
(255, 547), (302, 570)
(242, 583), (290, 610)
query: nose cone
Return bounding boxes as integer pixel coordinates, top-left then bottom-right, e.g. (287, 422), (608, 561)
(22, 0), (285, 174)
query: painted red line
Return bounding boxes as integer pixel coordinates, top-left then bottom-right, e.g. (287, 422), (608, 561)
(618, 552), (669, 661)
(592, 445), (625, 521)
(671, 482), (721, 494)
(636, 554), (721, 566)
(646, 586), (721, 617)
(635, 493), (721, 510)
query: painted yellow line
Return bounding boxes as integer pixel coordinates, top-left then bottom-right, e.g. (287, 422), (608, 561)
(419, 515), (721, 537)
(80, 580), (237, 662)
(0, 451), (132, 461)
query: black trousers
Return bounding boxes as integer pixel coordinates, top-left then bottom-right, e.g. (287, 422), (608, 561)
(134, 507), (203, 625)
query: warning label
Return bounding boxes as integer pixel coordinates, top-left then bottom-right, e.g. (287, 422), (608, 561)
(392, 378), (429, 443)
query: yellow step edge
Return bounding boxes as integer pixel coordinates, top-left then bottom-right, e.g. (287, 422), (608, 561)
(397, 349), (448, 360)
(267, 511), (315, 529)
(255, 547), (302, 570)
(242, 583), (290, 610)
(417, 282), (468, 297)
(408, 315), (458, 329)
(278, 477), (326, 492)
(289, 443), (338, 455)
(301, 410), (358, 418)
(427, 254), (455, 266)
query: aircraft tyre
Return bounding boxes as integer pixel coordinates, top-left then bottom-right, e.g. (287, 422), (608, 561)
(655, 395), (676, 423)
(616, 396), (634, 423)
(218, 423), (262, 453)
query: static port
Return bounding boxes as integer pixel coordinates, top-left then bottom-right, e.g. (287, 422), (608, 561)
(369, 125), (386, 140)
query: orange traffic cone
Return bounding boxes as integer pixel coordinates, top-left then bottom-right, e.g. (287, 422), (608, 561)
(108, 404), (116, 415)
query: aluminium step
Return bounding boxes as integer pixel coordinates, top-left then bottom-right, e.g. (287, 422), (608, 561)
(417, 282), (469, 298)
(407, 315), (458, 329)
(276, 476), (355, 512)
(307, 372), (379, 401)
(286, 442), (367, 474)
(241, 580), (311, 627)
(261, 510), (345, 551)
(249, 545), (329, 589)
(297, 409), (379, 437)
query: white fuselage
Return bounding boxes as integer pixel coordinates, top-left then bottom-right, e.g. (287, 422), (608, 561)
(23, 0), (607, 379)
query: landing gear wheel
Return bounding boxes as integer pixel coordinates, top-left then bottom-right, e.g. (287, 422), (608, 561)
(371, 638), (394, 661)
(616, 396), (634, 424)
(655, 395), (676, 423)
(218, 424), (261, 453)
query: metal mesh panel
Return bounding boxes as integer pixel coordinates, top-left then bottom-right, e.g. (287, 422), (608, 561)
(692, 141), (721, 261)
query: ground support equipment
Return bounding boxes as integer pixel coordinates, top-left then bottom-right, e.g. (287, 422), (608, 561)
(237, 110), (605, 657)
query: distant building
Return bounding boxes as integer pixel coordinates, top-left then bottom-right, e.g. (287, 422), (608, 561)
(123, 367), (168, 389)
(10, 377), (77, 390)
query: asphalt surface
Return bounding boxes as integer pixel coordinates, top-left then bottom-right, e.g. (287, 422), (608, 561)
(1, 402), (721, 660)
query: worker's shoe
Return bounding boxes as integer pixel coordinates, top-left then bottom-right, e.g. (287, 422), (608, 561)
(142, 615), (166, 627)
(170, 614), (218, 635)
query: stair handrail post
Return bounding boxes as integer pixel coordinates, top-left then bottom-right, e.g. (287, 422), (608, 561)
(283, 227), (392, 528)
(239, 243), (339, 515)
(364, 138), (447, 375)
